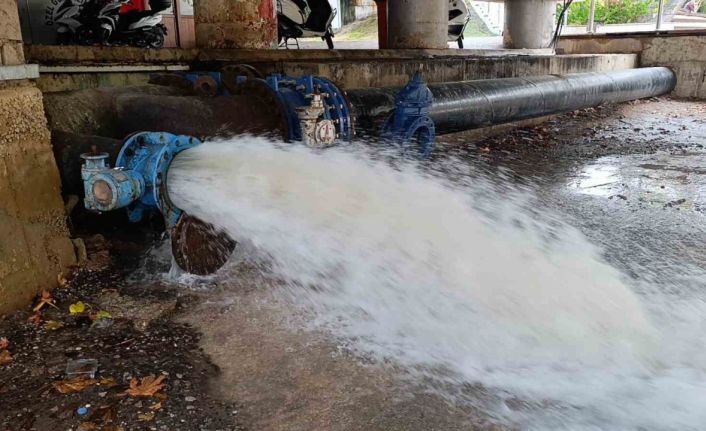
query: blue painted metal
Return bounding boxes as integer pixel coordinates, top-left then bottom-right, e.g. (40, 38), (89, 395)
(82, 132), (201, 227)
(81, 153), (144, 213)
(381, 72), (436, 157)
(178, 71), (230, 96)
(261, 74), (353, 143)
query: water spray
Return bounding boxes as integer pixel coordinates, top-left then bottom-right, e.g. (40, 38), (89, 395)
(79, 67), (676, 275)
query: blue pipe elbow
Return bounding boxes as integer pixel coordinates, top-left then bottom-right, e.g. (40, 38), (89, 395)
(81, 132), (201, 226)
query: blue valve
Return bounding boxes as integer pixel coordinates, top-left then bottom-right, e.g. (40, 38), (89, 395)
(381, 72), (436, 157)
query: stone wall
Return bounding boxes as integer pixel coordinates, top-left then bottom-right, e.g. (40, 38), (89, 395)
(558, 31), (706, 99)
(1, 0), (25, 65)
(0, 0), (76, 314)
(0, 80), (76, 314)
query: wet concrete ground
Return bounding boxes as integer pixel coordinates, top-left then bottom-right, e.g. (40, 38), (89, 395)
(179, 98), (706, 430)
(2, 98), (703, 430)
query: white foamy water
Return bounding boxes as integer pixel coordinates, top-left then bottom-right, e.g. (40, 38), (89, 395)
(167, 137), (706, 430)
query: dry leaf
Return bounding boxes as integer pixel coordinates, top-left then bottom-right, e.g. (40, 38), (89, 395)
(0, 350), (12, 365)
(98, 377), (118, 388)
(70, 301), (86, 314)
(33, 290), (59, 312)
(57, 272), (69, 288)
(90, 404), (117, 423)
(149, 402), (162, 411)
(53, 376), (98, 394)
(137, 412), (154, 422)
(0, 337), (9, 350)
(28, 311), (43, 325)
(101, 405), (117, 423)
(91, 310), (112, 321)
(102, 426), (124, 431)
(77, 422), (98, 431)
(44, 320), (65, 330)
(125, 375), (166, 397)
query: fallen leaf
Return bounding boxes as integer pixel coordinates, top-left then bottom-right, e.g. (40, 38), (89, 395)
(149, 402), (162, 411)
(88, 403), (117, 424)
(27, 311), (42, 326)
(101, 404), (117, 423)
(57, 272), (69, 288)
(125, 375), (166, 397)
(70, 301), (86, 314)
(0, 337), (8, 350)
(137, 412), (154, 422)
(53, 376), (98, 394)
(77, 422), (98, 431)
(33, 290), (59, 312)
(44, 320), (65, 330)
(91, 310), (112, 321)
(0, 350), (12, 365)
(102, 426), (124, 431)
(98, 377), (118, 388)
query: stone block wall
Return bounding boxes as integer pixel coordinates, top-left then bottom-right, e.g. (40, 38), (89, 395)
(0, 0), (75, 314)
(0, 0), (25, 65)
(0, 80), (76, 314)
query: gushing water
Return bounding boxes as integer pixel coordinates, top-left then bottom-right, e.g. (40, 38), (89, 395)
(167, 137), (706, 430)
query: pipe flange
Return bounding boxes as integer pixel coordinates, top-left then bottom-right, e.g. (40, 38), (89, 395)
(116, 132), (201, 226)
(194, 75), (219, 97)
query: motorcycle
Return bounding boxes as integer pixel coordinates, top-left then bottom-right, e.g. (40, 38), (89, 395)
(277, 0), (337, 49)
(448, 0), (470, 49)
(52, 0), (86, 45)
(53, 0), (169, 48)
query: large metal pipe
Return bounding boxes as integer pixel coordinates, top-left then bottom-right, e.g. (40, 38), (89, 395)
(347, 67), (676, 136)
(114, 94), (285, 139)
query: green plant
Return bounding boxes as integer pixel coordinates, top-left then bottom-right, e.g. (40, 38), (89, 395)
(558, 0), (659, 25)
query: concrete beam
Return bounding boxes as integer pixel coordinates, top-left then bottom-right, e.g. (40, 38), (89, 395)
(504, 0), (556, 49)
(39, 64), (189, 73)
(387, 0), (449, 49)
(0, 64), (39, 81)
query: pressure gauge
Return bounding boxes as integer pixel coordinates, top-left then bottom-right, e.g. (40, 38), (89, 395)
(314, 119), (336, 146)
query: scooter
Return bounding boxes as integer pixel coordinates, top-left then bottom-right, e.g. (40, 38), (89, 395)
(53, 0), (168, 48)
(448, 0), (470, 49)
(52, 0), (86, 45)
(112, 0), (170, 48)
(277, 0), (337, 49)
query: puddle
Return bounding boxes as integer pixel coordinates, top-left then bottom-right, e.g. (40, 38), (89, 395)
(571, 152), (706, 209)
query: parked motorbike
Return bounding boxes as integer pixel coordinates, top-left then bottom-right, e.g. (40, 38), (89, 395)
(448, 0), (470, 49)
(52, 0), (86, 44)
(277, 0), (337, 49)
(53, 0), (169, 48)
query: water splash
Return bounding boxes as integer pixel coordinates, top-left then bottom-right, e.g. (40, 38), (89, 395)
(166, 137), (706, 430)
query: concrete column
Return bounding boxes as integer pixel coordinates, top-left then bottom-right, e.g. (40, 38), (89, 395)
(503, 0), (556, 49)
(587, 0), (596, 33)
(386, 0), (449, 49)
(194, 0), (278, 49)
